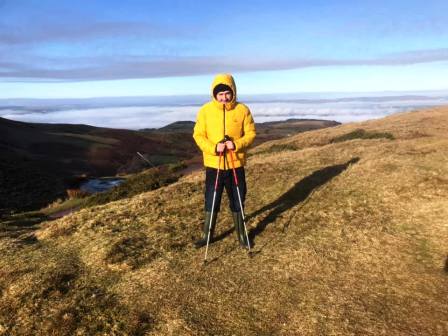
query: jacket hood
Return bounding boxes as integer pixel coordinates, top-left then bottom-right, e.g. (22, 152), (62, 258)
(211, 73), (237, 110)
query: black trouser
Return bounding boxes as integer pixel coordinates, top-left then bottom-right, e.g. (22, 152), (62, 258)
(205, 167), (246, 212)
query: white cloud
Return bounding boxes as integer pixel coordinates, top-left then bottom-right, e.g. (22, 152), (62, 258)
(2, 106), (198, 129)
(3, 48), (448, 82)
(3, 95), (448, 129)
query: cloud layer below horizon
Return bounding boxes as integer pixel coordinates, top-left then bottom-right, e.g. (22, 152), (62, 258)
(2, 95), (447, 129)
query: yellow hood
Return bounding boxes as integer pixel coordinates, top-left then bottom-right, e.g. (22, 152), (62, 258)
(211, 73), (237, 110)
(193, 73), (257, 169)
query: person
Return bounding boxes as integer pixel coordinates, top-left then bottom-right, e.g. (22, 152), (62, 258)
(192, 73), (256, 248)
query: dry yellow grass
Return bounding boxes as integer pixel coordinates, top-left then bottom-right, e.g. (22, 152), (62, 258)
(1, 106), (448, 335)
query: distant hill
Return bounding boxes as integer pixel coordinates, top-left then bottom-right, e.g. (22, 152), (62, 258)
(0, 117), (199, 174)
(1, 106), (447, 335)
(139, 121), (195, 133)
(0, 117), (195, 213)
(254, 118), (340, 145)
(142, 119), (341, 145)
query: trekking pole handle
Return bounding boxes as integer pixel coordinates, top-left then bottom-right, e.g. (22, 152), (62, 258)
(219, 135), (232, 144)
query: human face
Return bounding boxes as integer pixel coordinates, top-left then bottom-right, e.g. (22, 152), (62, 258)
(216, 90), (233, 103)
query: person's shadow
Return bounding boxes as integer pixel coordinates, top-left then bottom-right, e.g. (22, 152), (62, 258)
(247, 157), (360, 247)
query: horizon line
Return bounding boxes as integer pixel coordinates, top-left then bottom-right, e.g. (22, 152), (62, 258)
(1, 88), (448, 101)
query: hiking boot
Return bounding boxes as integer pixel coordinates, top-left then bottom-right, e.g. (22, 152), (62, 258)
(232, 211), (249, 247)
(194, 211), (217, 248)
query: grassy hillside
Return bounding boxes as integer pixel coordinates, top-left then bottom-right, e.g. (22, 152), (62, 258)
(0, 117), (197, 177)
(0, 117), (337, 214)
(0, 117), (195, 213)
(1, 107), (447, 335)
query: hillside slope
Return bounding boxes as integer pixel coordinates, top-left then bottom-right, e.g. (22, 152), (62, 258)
(0, 117), (337, 214)
(1, 107), (447, 335)
(0, 117), (195, 213)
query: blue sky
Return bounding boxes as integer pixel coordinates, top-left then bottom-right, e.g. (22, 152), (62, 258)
(1, 0), (448, 98)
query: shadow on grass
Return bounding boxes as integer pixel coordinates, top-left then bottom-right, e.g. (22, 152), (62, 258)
(0, 212), (48, 245)
(247, 157), (360, 247)
(212, 227), (235, 244)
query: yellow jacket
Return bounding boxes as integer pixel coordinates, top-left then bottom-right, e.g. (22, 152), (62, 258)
(193, 74), (256, 170)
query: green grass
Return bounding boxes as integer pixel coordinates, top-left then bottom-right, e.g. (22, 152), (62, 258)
(147, 154), (181, 166)
(330, 128), (395, 143)
(253, 143), (299, 156)
(48, 132), (120, 145)
(42, 198), (84, 216)
(0, 211), (48, 229)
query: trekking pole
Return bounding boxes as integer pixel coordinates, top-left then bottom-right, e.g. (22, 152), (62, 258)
(204, 151), (223, 263)
(136, 152), (156, 168)
(228, 148), (252, 252)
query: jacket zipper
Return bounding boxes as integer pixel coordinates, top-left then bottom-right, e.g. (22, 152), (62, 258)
(223, 104), (226, 170)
